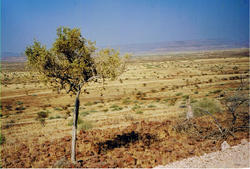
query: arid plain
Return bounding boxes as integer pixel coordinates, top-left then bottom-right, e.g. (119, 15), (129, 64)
(1, 48), (249, 168)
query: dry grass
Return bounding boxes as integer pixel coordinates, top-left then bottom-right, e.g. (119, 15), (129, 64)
(1, 48), (249, 167)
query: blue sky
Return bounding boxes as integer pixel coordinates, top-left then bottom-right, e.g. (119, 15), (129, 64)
(1, 0), (249, 53)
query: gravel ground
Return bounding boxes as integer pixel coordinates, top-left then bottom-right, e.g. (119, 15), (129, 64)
(155, 141), (250, 168)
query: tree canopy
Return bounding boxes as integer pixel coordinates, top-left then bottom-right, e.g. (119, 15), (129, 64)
(25, 27), (129, 94)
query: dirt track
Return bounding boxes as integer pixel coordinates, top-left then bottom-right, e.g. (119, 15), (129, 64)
(156, 141), (250, 168)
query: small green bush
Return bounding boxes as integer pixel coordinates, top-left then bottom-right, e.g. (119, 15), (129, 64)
(54, 107), (63, 111)
(136, 110), (143, 114)
(176, 92), (183, 96)
(16, 101), (23, 105)
(81, 111), (90, 116)
(49, 116), (56, 120)
(37, 111), (49, 119)
(148, 104), (156, 108)
(191, 98), (221, 117)
(122, 98), (132, 104)
(79, 121), (94, 131)
(68, 117), (84, 126)
(182, 95), (189, 100)
(132, 104), (141, 111)
(163, 98), (170, 103)
(55, 115), (61, 118)
(110, 104), (123, 111)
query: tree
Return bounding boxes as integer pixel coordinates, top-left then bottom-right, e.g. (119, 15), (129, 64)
(25, 27), (128, 163)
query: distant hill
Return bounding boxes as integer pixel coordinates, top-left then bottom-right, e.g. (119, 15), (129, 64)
(1, 39), (249, 62)
(102, 39), (249, 55)
(1, 52), (26, 62)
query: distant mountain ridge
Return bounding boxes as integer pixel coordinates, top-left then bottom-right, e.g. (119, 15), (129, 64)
(1, 39), (249, 62)
(106, 39), (249, 55)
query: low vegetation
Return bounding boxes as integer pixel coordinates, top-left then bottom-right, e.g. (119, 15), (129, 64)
(191, 98), (221, 117)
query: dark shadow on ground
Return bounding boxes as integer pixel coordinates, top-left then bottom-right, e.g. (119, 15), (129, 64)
(96, 131), (156, 154)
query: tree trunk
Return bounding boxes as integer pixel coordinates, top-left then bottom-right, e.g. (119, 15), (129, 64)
(71, 90), (80, 163)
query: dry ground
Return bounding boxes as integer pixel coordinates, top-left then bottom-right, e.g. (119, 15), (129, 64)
(1, 49), (249, 167)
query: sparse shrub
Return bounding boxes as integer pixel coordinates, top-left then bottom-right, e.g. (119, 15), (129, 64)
(84, 102), (93, 106)
(190, 98), (197, 103)
(191, 98), (221, 117)
(15, 106), (25, 111)
(136, 110), (143, 114)
(0, 134), (5, 145)
(49, 116), (56, 120)
(68, 117), (84, 126)
(194, 91), (199, 94)
(37, 111), (49, 119)
(182, 95), (189, 100)
(148, 104), (156, 108)
(136, 91), (146, 99)
(110, 104), (123, 111)
(132, 104), (141, 111)
(169, 98), (177, 106)
(103, 108), (109, 112)
(81, 111), (90, 117)
(151, 89), (157, 93)
(210, 89), (222, 94)
(176, 92), (183, 96)
(163, 98), (169, 103)
(79, 121), (94, 131)
(122, 98), (131, 104)
(55, 115), (61, 118)
(54, 107), (63, 111)
(16, 101), (23, 105)
(89, 109), (97, 113)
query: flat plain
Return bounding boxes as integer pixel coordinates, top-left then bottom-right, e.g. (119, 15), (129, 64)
(1, 48), (249, 168)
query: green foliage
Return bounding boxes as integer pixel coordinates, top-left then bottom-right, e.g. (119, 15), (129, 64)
(110, 104), (123, 111)
(136, 110), (143, 114)
(95, 48), (130, 80)
(132, 104), (141, 111)
(80, 111), (90, 117)
(54, 107), (63, 111)
(37, 111), (49, 119)
(148, 104), (156, 108)
(122, 98), (132, 104)
(16, 101), (23, 105)
(68, 117), (84, 126)
(176, 92), (183, 96)
(79, 121), (94, 131)
(182, 95), (189, 100)
(25, 27), (97, 94)
(192, 98), (221, 117)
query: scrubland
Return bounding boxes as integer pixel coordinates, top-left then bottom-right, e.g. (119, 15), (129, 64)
(1, 48), (249, 168)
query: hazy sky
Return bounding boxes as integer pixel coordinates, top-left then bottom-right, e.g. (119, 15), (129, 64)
(1, 0), (249, 53)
